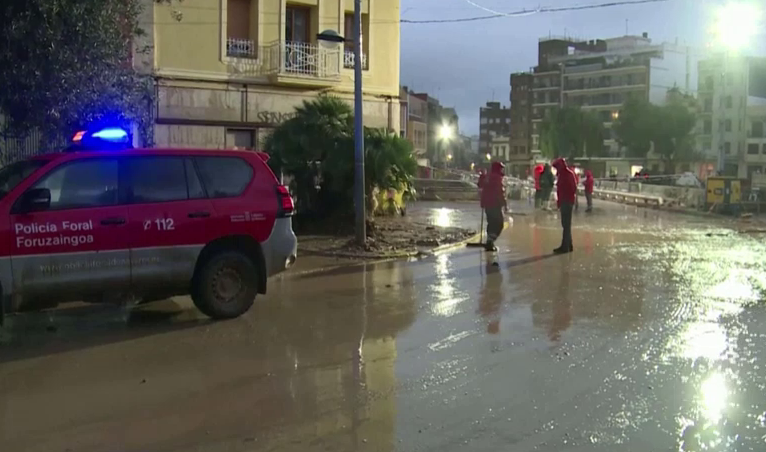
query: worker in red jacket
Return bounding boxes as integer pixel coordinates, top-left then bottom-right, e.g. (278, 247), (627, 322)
(552, 158), (577, 254)
(584, 169), (595, 212)
(478, 161), (507, 252)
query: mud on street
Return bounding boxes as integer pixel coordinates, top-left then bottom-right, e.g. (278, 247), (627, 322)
(2, 201), (766, 452)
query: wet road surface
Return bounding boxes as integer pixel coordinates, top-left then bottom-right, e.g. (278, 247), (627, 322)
(2, 201), (766, 452)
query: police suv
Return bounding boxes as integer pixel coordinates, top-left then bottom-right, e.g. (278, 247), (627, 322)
(0, 126), (297, 323)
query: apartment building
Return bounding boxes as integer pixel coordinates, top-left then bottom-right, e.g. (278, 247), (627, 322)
(490, 135), (510, 162)
(697, 55), (766, 178)
(400, 87), (428, 158)
(138, 0), (401, 149)
(508, 72), (533, 177)
(524, 34), (682, 157)
(745, 102), (766, 177)
(479, 102), (511, 156)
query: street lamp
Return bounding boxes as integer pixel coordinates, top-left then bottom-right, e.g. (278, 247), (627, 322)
(485, 153), (491, 161)
(439, 124), (454, 141)
(318, 13), (366, 245)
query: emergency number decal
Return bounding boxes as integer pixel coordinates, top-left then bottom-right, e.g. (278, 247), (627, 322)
(15, 221), (94, 249)
(144, 219), (175, 231)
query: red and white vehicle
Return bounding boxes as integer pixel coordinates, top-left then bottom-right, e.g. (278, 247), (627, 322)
(0, 127), (297, 323)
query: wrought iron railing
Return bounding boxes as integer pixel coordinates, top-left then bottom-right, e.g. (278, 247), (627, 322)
(261, 41), (341, 78)
(343, 50), (368, 70)
(226, 38), (257, 58)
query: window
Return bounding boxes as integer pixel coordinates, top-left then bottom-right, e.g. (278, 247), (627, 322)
(726, 96), (733, 108)
(748, 143), (760, 155)
(703, 98), (712, 112)
(752, 121), (764, 138)
(226, 0), (256, 58)
(33, 159), (118, 210)
(704, 76), (713, 89)
(186, 159), (206, 199)
(286, 6), (310, 42)
(724, 142), (731, 154)
(226, 129), (254, 150)
(704, 120), (712, 134)
(343, 12), (369, 69)
(127, 157), (188, 204)
(725, 119), (732, 132)
(0, 159), (48, 199)
(196, 157), (253, 198)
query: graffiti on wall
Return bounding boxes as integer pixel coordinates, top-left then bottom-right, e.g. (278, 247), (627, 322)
(256, 111), (297, 125)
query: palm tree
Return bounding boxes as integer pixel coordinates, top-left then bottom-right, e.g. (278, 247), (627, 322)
(265, 95), (352, 214)
(266, 95), (417, 221)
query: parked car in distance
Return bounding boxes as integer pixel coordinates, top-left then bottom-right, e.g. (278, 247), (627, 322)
(0, 126), (297, 323)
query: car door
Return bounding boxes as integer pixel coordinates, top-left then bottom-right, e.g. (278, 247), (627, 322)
(9, 157), (130, 304)
(125, 156), (215, 293)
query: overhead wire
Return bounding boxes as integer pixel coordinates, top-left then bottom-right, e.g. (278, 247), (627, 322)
(148, 0), (673, 25)
(401, 0), (671, 23)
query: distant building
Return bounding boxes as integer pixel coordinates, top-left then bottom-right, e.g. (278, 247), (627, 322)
(400, 86), (428, 160)
(696, 55), (766, 178)
(490, 135), (511, 162)
(509, 72), (534, 177)
(512, 33), (690, 164)
(479, 101), (511, 156)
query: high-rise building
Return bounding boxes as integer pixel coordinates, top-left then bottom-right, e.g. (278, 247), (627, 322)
(696, 55), (766, 178)
(479, 101), (511, 157)
(509, 72), (533, 177)
(530, 34), (669, 156)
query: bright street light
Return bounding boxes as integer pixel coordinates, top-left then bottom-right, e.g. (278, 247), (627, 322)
(485, 153), (491, 161)
(446, 154), (453, 160)
(711, 2), (762, 51)
(439, 124), (454, 140)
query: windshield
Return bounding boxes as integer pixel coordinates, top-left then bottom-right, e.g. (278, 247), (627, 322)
(0, 159), (49, 199)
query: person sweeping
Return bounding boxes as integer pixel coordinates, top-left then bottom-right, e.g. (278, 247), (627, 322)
(478, 161), (507, 252)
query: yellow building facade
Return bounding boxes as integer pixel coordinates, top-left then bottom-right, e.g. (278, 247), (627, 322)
(138, 0), (401, 149)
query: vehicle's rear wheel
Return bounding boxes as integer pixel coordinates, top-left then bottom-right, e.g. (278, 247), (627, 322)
(192, 251), (258, 319)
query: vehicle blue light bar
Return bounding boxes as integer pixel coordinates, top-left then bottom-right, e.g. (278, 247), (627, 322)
(91, 127), (129, 143)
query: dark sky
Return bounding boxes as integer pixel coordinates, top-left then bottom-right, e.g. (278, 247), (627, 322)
(400, 0), (766, 135)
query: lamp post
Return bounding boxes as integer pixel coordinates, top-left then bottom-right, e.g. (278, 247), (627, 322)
(318, 6), (365, 244)
(710, 1), (762, 175)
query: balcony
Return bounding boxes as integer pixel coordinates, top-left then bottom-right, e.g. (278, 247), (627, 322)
(343, 50), (369, 70)
(261, 41), (341, 86)
(226, 38), (257, 59)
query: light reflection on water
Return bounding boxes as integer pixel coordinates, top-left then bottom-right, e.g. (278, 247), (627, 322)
(430, 254), (465, 317)
(432, 208), (453, 228)
(701, 372), (728, 425)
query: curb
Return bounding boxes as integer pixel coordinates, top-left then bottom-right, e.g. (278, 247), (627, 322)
(297, 230), (483, 261)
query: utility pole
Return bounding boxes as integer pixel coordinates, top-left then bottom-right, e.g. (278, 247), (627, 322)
(353, 0), (366, 244)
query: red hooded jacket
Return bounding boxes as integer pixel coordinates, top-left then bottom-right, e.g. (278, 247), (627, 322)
(552, 158), (577, 207)
(584, 170), (594, 194)
(479, 162), (506, 208)
(533, 164), (543, 190)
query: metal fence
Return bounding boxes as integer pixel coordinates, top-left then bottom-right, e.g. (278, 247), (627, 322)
(0, 127), (66, 167)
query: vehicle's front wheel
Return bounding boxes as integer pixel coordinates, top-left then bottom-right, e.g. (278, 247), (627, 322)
(192, 251), (258, 319)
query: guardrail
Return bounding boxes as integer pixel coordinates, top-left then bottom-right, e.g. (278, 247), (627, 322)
(587, 187), (663, 207)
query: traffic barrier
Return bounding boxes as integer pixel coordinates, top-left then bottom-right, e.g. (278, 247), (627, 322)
(588, 187), (663, 207)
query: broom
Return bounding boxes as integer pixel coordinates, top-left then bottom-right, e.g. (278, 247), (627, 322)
(466, 209), (486, 248)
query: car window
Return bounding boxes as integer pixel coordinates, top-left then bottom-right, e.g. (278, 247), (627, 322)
(33, 159), (119, 210)
(185, 158), (206, 199)
(0, 159), (49, 199)
(195, 156), (253, 198)
(127, 157), (188, 203)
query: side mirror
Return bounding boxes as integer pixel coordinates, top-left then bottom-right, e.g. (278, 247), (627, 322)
(20, 188), (51, 212)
